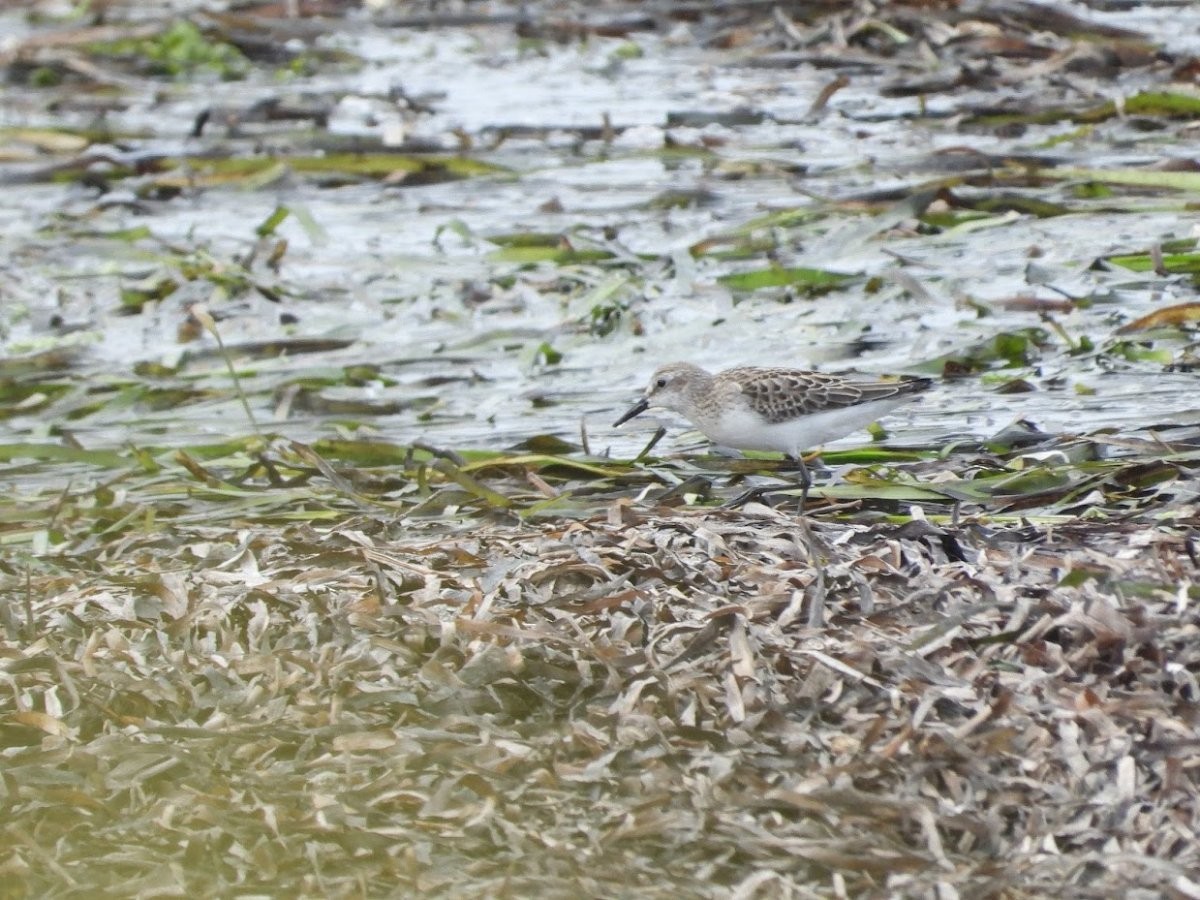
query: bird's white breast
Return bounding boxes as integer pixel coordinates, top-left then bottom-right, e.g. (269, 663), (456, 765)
(694, 396), (913, 456)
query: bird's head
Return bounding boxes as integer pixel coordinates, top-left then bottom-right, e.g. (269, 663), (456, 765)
(613, 362), (709, 426)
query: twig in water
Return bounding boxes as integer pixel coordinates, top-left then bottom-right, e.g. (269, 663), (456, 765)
(190, 304), (261, 436)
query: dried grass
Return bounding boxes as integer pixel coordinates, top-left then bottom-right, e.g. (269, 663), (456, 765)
(4, 476), (1197, 897)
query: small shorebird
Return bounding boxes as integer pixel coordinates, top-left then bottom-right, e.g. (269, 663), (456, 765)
(613, 362), (932, 511)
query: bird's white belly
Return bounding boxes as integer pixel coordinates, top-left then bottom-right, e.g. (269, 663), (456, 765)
(697, 397), (911, 456)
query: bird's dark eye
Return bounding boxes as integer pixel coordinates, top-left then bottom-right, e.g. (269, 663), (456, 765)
(655, 377), (668, 388)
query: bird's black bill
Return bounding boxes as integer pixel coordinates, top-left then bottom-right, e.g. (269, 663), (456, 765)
(613, 398), (650, 428)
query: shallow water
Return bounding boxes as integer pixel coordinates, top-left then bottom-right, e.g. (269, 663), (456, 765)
(3, 1), (1199, 466)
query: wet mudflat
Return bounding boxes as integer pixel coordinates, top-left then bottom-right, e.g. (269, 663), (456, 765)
(2, 1), (1200, 896)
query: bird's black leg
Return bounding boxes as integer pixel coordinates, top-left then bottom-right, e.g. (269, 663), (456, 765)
(787, 453), (812, 515)
(724, 454), (814, 512)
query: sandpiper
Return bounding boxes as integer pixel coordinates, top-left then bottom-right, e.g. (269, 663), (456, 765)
(613, 362), (932, 510)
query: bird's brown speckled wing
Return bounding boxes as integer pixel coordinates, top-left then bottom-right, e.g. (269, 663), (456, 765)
(726, 367), (930, 424)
